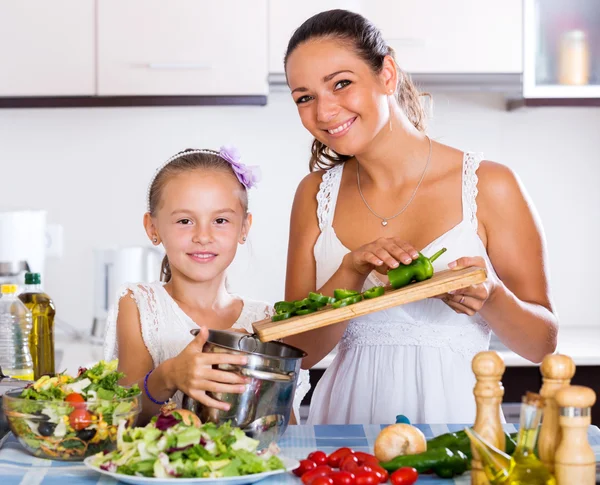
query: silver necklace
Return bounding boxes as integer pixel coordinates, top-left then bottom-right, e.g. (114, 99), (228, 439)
(356, 135), (432, 227)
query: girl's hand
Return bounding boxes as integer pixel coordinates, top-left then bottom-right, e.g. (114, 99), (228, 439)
(169, 326), (250, 411)
(343, 237), (420, 276)
(440, 256), (500, 316)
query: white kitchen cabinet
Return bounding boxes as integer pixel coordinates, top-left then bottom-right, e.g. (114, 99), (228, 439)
(364, 0), (522, 74)
(268, 0), (362, 74)
(97, 0), (268, 96)
(0, 0), (95, 96)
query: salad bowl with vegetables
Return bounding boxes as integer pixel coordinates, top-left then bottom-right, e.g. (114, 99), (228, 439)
(85, 407), (299, 484)
(2, 359), (141, 461)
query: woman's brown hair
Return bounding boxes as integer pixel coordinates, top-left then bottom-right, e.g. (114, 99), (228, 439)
(284, 9), (428, 172)
(147, 149), (249, 282)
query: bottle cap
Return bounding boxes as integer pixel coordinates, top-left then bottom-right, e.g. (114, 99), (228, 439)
(25, 273), (41, 285)
(0, 284), (18, 294)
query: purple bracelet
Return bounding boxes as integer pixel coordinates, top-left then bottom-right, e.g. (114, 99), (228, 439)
(144, 369), (169, 405)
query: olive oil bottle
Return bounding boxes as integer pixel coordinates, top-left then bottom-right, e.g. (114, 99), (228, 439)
(18, 273), (55, 378)
(465, 392), (556, 485)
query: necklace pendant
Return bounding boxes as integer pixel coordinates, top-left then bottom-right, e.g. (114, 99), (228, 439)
(381, 219), (388, 227)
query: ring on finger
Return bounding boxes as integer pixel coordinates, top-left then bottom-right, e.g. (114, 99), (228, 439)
(459, 295), (465, 304)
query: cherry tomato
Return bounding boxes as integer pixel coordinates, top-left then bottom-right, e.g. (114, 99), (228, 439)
(353, 451), (379, 467)
(369, 465), (389, 484)
(354, 471), (380, 485)
(329, 470), (356, 485)
(65, 393), (85, 409)
(311, 477), (334, 485)
(68, 408), (92, 431)
(308, 450), (329, 466)
(327, 447), (354, 468)
(340, 454), (360, 473)
(301, 465), (334, 485)
(294, 459), (317, 477)
(390, 467), (419, 485)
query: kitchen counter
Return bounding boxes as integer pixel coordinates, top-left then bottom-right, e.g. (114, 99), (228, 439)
(312, 325), (600, 369)
(2, 424), (599, 484)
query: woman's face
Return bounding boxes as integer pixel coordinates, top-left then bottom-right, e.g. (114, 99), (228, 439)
(286, 38), (392, 157)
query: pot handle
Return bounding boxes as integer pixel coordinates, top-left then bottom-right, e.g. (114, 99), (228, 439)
(219, 364), (294, 382)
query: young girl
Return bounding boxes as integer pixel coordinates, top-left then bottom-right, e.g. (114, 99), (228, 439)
(103, 147), (309, 425)
(283, 10), (558, 424)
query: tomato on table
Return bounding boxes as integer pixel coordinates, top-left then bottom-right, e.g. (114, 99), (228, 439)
(329, 470), (356, 485)
(294, 459), (317, 477)
(327, 447), (354, 468)
(390, 467), (419, 485)
(311, 477), (334, 485)
(301, 465), (334, 485)
(354, 471), (380, 485)
(308, 450), (329, 466)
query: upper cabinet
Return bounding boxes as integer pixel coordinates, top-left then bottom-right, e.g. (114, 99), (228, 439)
(97, 0), (268, 96)
(523, 0), (600, 100)
(268, 0), (361, 74)
(0, 0), (95, 96)
(363, 0), (522, 74)
(268, 0), (522, 75)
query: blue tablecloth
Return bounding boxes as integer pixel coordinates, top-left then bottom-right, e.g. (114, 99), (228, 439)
(1, 424), (599, 484)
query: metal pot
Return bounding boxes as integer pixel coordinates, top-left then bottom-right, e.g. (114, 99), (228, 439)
(181, 329), (306, 448)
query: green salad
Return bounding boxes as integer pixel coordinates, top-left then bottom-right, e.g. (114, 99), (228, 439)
(90, 410), (285, 478)
(5, 360), (140, 460)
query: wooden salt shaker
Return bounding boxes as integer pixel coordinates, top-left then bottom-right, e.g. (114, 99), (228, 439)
(471, 351), (506, 485)
(538, 354), (576, 472)
(554, 385), (596, 485)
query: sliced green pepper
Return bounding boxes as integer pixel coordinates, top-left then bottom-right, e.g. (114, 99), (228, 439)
(334, 289), (360, 300)
(271, 312), (293, 322)
(274, 301), (295, 313)
(308, 292), (331, 304)
(294, 298), (311, 308)
(362, 286), (385, 299)
(332, 294), (363, 308)
(387, 247), (447, 290)
(296, 308), (316, 316)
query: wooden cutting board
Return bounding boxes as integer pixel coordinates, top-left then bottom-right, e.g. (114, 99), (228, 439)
(252, 266), (487, 342)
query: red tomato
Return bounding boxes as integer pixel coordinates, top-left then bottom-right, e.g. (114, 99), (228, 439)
(308, 450), (329, 466)
(340, 454), (360, 473)
(311, 477), (334, 485)
(329, 470), (356, 485)
(328, 447), (354, 468)
(65, 393), (85, 409)
(294, 459), (317, 477)
(301, 465), (334, 485)
(68, 408), (92, 430)
(390, 467), (419, 485)
(369, 465), (389, 484)
(354, 471), (380, 485)
(353, 452), (379, 467)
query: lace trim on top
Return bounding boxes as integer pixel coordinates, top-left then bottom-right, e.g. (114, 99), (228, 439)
(316, 164), (344, 231)
(463, 152), (482, 232)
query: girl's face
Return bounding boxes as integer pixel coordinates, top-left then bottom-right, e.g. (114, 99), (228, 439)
(147, 169), (250, 284)
(286, 38), (394, 157)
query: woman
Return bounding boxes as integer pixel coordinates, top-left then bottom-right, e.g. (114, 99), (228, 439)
(282, 9), (558, 424)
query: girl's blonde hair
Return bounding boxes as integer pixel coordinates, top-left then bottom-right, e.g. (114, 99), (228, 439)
(284, 9), (428, 172)
(147, 149), (248, 282)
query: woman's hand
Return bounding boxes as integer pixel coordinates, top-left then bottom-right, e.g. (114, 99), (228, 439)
(167, 326), (250, 410)
(342, 237), (420, 276)
(440, 256), (500, 316)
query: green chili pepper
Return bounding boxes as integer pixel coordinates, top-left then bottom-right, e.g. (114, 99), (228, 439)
(380, 447), (468, 478)
(271, 312), (293, 322)
(333, 288), (360, 300)
(387, 247), (448, 289)
(332, 294), (363, 308)
(427, 429), (516, 461)
(362, 286), (385, 299)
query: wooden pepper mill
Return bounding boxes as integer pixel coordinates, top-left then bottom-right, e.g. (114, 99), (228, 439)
(471, 351), (506, 485)
(538, 354), (576, 472)
(554, 385), (596, 485)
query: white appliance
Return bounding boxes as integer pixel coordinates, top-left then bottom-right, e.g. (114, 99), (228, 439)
(0, 210), (47, 284)
(91, 246), (163, 342)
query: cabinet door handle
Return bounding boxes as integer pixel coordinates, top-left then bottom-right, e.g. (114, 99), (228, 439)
(146, 62), (212, 70)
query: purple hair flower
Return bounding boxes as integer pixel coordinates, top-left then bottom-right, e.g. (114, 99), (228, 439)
(218, 146), (261, 189)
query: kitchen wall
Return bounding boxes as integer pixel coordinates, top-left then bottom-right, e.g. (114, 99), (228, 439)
(0, 91), (599, 336)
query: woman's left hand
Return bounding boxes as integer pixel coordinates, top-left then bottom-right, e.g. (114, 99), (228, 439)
(439, 256), (500, 316)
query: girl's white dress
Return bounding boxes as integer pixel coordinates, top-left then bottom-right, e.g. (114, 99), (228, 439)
(103, 282), (310, 421)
